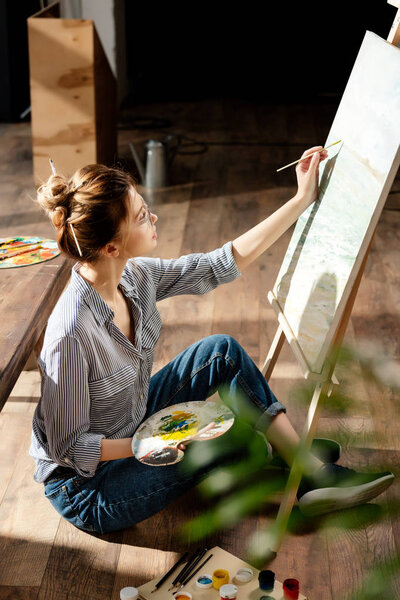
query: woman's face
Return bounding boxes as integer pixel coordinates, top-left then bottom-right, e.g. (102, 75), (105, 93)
(118, 187), (158, 258)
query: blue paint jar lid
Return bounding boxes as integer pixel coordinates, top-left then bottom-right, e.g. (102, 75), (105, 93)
(258, 570), (275, 592)
(196, 574), (213, 589)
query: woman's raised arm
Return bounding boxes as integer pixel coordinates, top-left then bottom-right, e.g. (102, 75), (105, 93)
(231, 146), (327, 271)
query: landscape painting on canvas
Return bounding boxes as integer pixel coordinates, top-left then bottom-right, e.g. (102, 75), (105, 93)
(272, 31), (400, 374)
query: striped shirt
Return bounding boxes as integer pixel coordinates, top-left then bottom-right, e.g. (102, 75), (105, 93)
(30, 241), (241, 483)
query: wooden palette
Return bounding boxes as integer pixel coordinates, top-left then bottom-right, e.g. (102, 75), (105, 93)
(132, 401), (235, 466)
(0, 237), (60, 269)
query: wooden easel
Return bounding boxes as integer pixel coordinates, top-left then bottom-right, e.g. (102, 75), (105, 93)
(262, 3), (400, 555)
(388, 0), (400, 46)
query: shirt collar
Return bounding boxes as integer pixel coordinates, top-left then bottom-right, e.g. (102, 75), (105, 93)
(70, 263), (140, 325)
(70, 264), (114, 326)
(119, 263), (139, 300)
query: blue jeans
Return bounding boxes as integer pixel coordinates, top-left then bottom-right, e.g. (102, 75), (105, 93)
(43, 334), (286, 533)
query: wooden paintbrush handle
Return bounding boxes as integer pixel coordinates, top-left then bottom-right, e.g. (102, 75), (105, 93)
(0, 244), (42, 261)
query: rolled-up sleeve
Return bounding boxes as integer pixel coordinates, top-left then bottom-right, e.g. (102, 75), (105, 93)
(39, 336), (104, 477)
(136, 241), (241, 302)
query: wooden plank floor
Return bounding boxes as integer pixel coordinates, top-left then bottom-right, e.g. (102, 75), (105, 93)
(1, 98), (400, 600)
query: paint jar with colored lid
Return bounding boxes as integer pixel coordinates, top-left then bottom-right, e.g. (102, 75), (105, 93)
(120, 587), (139, 600)
(283, 578), (299, 600)
(258, 570), (275, 593)
(196, 574), (213, 589)
(175, 592), (192, 600)
(234, 567), (254, 583)
(219, 583), (238, 600)
(212, 569), (229, 590)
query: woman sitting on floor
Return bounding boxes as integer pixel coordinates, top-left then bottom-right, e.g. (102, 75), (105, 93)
(29, 147), (394, 534)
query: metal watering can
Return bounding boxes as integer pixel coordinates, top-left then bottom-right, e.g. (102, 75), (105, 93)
(129, 135), (179, 188)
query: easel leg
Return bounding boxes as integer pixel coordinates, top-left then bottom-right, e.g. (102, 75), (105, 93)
(268, 247), (372, 554)
(261, 324), (285, 381)
(268, 380), (330, 553)
(264, 230), (377, 558)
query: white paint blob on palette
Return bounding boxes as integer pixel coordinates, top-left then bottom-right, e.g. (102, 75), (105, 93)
(273, 32), (400, 373)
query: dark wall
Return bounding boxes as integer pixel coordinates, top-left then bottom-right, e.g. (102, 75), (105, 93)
(0, 1), (396, 122)
(125, 1), (396, 103)
(0, 0), (41, 122)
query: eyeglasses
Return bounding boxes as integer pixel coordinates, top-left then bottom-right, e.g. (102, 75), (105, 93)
(136, 202), (153, 227)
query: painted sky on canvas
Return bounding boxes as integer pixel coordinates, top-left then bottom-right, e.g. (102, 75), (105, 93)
(273, 32), (400, 373)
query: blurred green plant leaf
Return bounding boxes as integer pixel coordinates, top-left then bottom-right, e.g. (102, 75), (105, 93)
(180, 341), (400, 598)
(181, 474), (286, 541)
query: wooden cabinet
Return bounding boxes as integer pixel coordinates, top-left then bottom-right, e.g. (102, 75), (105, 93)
(27, 2), (116, 183)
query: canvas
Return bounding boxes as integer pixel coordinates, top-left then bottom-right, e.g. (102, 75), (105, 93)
(272, 31), (400, 374)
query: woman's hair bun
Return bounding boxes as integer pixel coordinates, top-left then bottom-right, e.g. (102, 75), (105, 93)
(36, 174), (72, 229)
(36, 163), (136, 263)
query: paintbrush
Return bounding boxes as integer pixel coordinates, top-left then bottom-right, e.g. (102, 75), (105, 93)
(276, 140), (342, 172)
(170, 548), (208, 591)
(0, 243), (42, 261)
(0, 237), (25, 247)
(150, 552), (189, 593)
(176, 422), (217, 447)
(168, 548), (205, 591)
(173, 554), (214, 595)
(0, 239), (43, 250)
(49, 158), (56, 175)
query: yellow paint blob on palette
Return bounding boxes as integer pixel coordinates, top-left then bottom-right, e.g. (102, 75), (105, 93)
(158, 410), (199, 441)
(132, 401), (235, 466)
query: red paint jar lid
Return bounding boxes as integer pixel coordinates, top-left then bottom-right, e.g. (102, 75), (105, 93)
(283, 578), (299, 600)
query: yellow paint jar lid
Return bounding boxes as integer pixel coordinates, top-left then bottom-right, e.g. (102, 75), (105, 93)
(212, 569), (229, 590)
